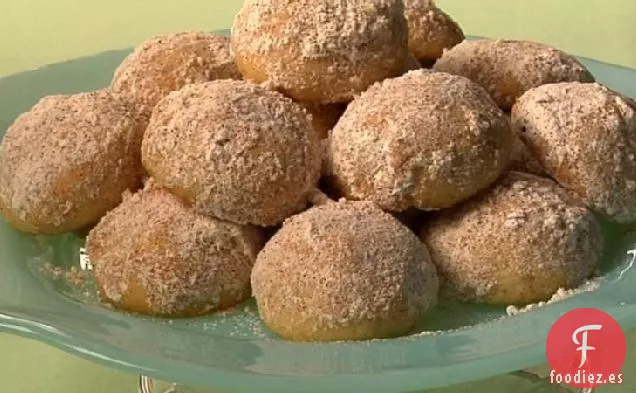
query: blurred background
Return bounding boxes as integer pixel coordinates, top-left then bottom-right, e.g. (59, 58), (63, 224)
(1, 0), (635, 392)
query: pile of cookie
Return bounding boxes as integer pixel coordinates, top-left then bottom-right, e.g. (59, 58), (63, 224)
(1, 0), (635, 342)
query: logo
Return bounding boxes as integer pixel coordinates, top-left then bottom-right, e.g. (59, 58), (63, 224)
(546, 308), (626, 388)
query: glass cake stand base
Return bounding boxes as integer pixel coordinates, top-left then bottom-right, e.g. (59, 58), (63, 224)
(137, 372), (597, 393)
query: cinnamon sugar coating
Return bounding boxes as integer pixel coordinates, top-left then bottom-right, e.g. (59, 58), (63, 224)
(231, 0), (408, 103)
(111, 32), (242, 115)
(251, 200), (439, 341)
(0, 90), (145, 234)
(512, 82), (636, 223)
(434, 39), (595, 110)
(86, 182), (264, 318)
(421, 172), (603, 305)
(329, 69), (512, 212)
(404, 0), (464, 65)
(141, 79), (322, 226)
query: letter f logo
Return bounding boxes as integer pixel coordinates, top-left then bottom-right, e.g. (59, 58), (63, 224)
(572, 324), (603, 368)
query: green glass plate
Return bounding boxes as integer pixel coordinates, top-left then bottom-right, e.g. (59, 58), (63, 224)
(1, 31), (636, 393)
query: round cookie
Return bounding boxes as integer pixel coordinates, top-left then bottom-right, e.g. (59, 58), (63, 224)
(111, 32), (241, 115)
(404, 0), (464, 66)
(421, 171), (603, 305)
(231, 0), (408, 103)
(142, 79), (322, 226)
(251, 200), (439, 342)
(512, 82), (636, 223)
(434, 39), (595, 110)
(87, 182), (264, 317)
(329, 69), (513, 212)
(0, 90), (145, 234)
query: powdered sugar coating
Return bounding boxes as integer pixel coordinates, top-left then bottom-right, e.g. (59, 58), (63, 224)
(434, 39), (595, 110)
(421, 171), (603, 305)
(512, 82), (636, 223)
(403, 0), (464, 65)
(252, 200), (439, 341)
(329, 69), (512, 212)
(141, 79), (322, 226)
(0, 90), (145, 234)
(111, 32), (242, 115)
(231, 0), (408, 103)
(86, 181), (264, 317)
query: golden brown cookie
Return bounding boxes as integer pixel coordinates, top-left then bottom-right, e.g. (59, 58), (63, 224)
(404, 0), (464, 66)
(87, 182), (264, 318)
(231, 0), (408, 103)
(142, 79), (322, 226)
(434, 39), (595, 110)
(252, 200), (439, 342)
(111, 32), (241, 115)
(512, 82), (636, 223)
(422, 172), (603, 305)
(0, 90), (145, 234)
(329, 69), (512, 212)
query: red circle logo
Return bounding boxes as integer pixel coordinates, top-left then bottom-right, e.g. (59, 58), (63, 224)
(546, 308), (626, 388)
